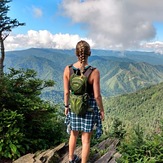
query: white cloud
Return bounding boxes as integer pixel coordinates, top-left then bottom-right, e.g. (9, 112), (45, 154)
(5, 30), (163, 54)
(4, 30), (94, 51)
(32, 6), (43, 18)
(60, 0), (163, 50)
(4, 0), (163, 53)
(141, 41), (163, 54)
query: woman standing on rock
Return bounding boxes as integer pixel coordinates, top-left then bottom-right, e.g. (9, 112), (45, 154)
(63, 40), (104, 163)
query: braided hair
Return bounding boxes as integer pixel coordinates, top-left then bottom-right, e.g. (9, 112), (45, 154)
(76, 40), (91, 76)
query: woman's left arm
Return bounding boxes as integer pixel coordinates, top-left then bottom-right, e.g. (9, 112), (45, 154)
(63, 66), (70, 116)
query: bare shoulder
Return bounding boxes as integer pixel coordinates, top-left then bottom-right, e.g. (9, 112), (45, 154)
(91, 68), (100, 77)
(64, 65), (70, 71)
(89, 67), (100, 83)
(63, 65), (70, 76)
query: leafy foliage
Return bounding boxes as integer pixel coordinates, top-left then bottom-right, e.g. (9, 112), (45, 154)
(107, 117), (126, 139)
(117, 123), (163, 162)
(0, 110), (25, 159)
(0, 0), (25, 33)
(0, 0), (25, 76)
(0, 68), (67, 160)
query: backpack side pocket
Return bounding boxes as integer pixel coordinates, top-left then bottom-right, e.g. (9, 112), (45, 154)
(70, 93), (89, 116)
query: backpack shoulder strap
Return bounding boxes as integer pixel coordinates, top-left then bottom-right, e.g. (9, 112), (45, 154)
(69, 64), (74, 76)
(69, 64), (96, 77)
(84, 66), (96, 78)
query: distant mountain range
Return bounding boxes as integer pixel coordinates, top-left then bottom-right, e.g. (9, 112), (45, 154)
(4, 48), (163, 102)
(104, 81), (163, 135)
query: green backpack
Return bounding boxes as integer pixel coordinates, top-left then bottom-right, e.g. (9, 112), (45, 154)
(69, 65), (94, 116)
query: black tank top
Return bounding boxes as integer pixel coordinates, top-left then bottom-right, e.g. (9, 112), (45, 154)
(70, 65), (94, 95)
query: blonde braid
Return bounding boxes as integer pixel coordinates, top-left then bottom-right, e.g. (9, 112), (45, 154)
(80, 42), (85, 76)
(76, 40), (91, 77)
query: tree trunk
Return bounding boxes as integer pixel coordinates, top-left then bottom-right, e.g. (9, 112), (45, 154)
(0, 34), (5, 78)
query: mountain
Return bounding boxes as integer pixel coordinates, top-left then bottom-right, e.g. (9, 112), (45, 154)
(104, 82), (163, 135)
(91, 50), (163, 66)
(4, 48), (163, 102)
(99, 61), (163, 96)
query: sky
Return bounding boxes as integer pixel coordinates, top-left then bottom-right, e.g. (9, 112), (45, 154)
(4, 0), (163, 54)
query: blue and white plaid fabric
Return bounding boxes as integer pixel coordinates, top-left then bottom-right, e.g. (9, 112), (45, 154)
(65, 97), (103, 138)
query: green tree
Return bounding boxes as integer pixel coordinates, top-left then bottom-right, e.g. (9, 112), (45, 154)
(0, 0), (25, 77)
(0, 68), (66, 160)
(117, 123), (163, 162)
(109, 118), (126, 139)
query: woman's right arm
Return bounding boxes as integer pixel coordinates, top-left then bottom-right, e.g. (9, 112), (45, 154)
(92, 69), (104, 121)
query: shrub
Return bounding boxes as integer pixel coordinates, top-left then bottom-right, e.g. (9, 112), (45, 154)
(0, 68), (66, 160)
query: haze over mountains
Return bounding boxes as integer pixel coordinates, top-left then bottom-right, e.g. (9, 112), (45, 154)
(4, 48), (163, 102)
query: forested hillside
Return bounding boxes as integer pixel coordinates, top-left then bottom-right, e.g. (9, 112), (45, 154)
(5, 48), (163, 102)
(104, 82), (163, 135)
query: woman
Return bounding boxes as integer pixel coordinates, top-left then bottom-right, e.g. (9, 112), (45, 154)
(63, 40), (104, 163)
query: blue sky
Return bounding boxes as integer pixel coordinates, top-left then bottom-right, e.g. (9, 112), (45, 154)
(5, 0), (163, 54)
(8, 0), (86, 36)
(153, 22), (163, 41)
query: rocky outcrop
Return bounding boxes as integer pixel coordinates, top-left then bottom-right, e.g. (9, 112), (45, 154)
(13, 138), (120, 163)
(13, 143), (66, 163)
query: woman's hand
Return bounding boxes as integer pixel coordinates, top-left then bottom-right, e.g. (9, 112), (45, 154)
(65, 107), (69, 116)
(100, 110), (105, 121)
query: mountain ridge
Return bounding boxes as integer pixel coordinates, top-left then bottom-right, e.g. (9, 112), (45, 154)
(4, 48), (163, 102)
